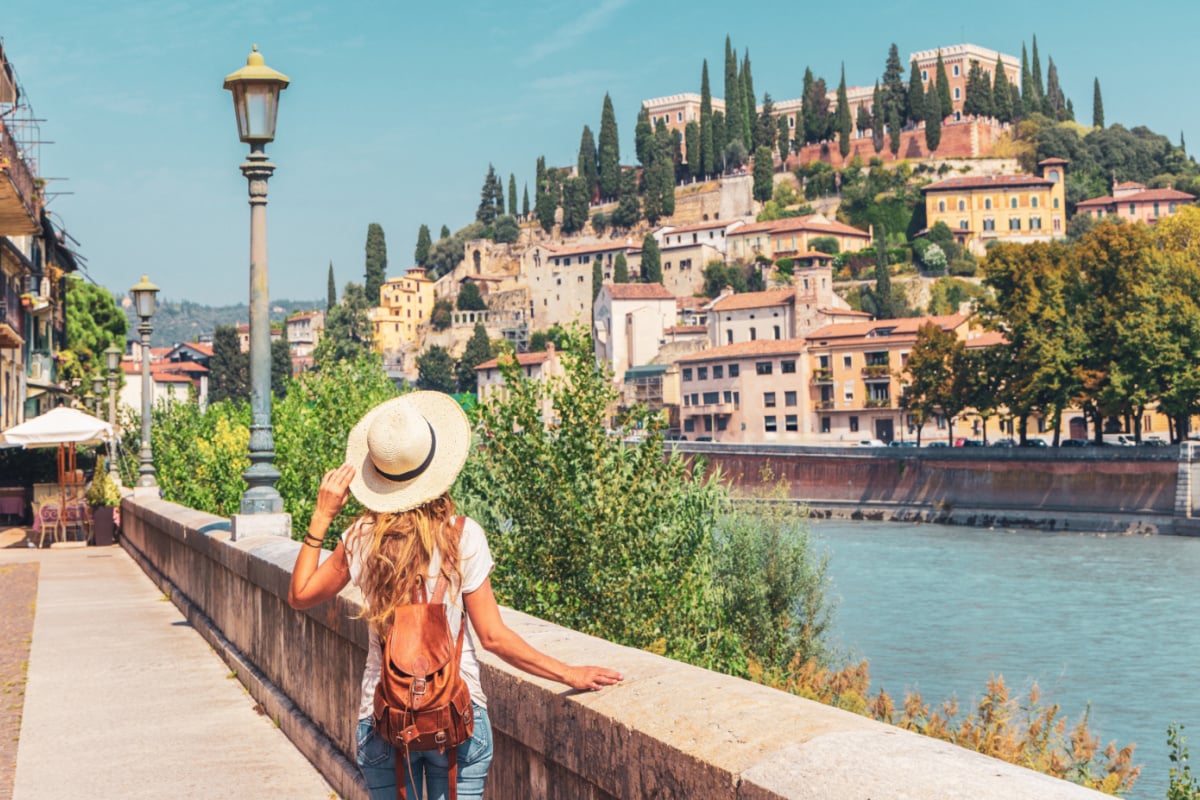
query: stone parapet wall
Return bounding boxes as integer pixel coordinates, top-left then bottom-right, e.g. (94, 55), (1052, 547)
(120, 495), (1114, 799)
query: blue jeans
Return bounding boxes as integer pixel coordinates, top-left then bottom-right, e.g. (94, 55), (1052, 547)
(356, 704), (493, 800)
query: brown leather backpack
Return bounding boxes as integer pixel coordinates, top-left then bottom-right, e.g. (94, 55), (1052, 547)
(372, 516), (473, 799)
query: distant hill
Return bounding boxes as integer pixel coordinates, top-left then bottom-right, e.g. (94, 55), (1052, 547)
(121, 298), (325, 347)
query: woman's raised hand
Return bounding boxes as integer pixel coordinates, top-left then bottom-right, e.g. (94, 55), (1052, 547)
(314, 464), (356, 521)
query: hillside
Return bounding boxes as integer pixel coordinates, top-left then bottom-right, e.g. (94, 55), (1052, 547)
(121, 298), (325, 348)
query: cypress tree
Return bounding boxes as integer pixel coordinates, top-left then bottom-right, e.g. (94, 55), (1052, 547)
(536, 184), (557, 233)
(935, 51), (952, 118)
(741, 49), (755, 151)
(724, 36), (742, 150)
(836, 65), (852, 159)
(872, 81), (885, 154)
(1045, 58), (1064, 119)
(476, 164), (500, 225)
(712, 111), (727, 172)
(801, 67), (817, 145)
(364, 223), (387, 303)
(756, 93), (777, 152)
(578, 124), (599, 200)
(326, 262), (336, 311)
(561, 177), (589, 234)
(882, 43), (905, 123)
(1065, 98), (1074, 122)
(699, 59), (715, 177)
(536, 155), (546, 191)
(685, 121), (701, 178)
(612, 169), (639, 228)
(907, 59), (925, 125)
(659, 129), (676, 217)
(1010, 83), (1024, 121)
(872, 227), (895, 319)
(456, 322), (492, 394)
(888, 106), (901, 157)
(440, 225), (450, 240)
(641, 234), (662, 284)
(1020, 43), (1035, 110)
(415, 224), (432, 267)
(613, 252), (629, 283)
(856, 104), (871, 138)
(924, 85), (942, 152)
(992, 56), (1013, 123)
(752, 145), (773, 202)
(1031, 35), (1044, 104)
(507, 175), (518, 216)
(642, 161), (664, 225)
(210, 325), (249, 403)
(598, 93), (621, 202)
(592, 257), (603, 301)
(634, 107), (653, 167)
(522, 184), (530, 217)
(777, 116), (791, 161)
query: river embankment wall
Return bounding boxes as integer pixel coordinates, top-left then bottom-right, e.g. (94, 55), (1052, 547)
(676, 443), (1200, 535)
(120, 495), (1114, 799)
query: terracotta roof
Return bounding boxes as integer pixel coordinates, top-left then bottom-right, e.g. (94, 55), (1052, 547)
(1076, 187), (1196, 207)
(544, 241), (630, 257)
(807, 314), (968, 342)
(732, 214), (870, 239)
(966, 331), (1007, 348)
(149, 372), (194, 384)
(710, 288), (795, 312)
(792, 250), (835, 260)
(923, 174), (1052, 192)
(665, 325), (707, 335)
(676, 296), (706, 310)
(677, 338), (805, 363)
(162, 362), (209, 374)
(660, 220), (730, 234)
(606, 283), (675, 301)
(476, 350), (554, 371)
(189, 342), (214, 357)
(1037, 157), (1069, 166)
(1115, 181), (1145, 191)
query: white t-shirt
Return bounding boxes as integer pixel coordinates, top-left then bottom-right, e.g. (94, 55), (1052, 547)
(343, 515), (494, 721)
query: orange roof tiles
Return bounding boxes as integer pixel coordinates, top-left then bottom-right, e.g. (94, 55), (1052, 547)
(475, 351), (554, 371)
(606, 283), (675, 301)
(966, 331), (1007, 348)
(710, 288), (794, 312)
(807, 314), (968, 342)
(660, 220), (730, 234)
(923, 174), (1052, 192)
(1076, 187), (1196, 206)
(677, 338), (805, 363)
(665, 325), (707, 335)
(731, 215), (870, 239)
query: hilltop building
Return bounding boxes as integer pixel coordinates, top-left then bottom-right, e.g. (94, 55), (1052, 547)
(908, 44), (1021, 121)
(1074, 179), (1197, 225)
(726, 214), (871, 263)
(370, 267), (435, 376)
(921, 158), (1067, 254)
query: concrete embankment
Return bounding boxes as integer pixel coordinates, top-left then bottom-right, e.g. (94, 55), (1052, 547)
(674, 442), (1200, 535)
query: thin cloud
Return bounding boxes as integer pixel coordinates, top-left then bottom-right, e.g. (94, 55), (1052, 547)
(520, 0), (630, 65)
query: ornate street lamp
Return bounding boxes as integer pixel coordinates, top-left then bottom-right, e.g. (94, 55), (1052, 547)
(224, 45), (289, 516)
(130, 275), (159, 489)
(104, 343), (122, 481)
(91, 375), (104, 416)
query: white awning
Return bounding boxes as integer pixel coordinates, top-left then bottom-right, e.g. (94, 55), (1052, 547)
(0, 406), (114, 447)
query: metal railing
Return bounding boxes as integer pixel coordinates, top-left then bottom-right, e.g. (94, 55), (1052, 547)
(0, 119), (39, 223)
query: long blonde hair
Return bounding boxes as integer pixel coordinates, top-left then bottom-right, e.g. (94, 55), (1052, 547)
(354, 493), (461, 637)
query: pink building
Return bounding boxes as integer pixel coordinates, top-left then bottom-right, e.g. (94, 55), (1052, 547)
(1074, 179), (1196, 225)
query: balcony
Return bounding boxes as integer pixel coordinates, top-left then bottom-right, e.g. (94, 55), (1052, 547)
(0, 300), (22, 348)
(0, 120), (40, 235)
(687, 402), (734, 416)
(817, 399), (835, 410)
(864, 397), (892, 409)
(811, 368), (833, 384)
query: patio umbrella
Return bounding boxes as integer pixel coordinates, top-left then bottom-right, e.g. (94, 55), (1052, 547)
(0, 406), (114, 447)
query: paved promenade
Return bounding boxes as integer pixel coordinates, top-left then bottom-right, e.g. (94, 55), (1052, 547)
(2, 541), (335, 800)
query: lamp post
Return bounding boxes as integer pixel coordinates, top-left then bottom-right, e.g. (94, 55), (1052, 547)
(91, 375), (104, 416)
(104, 343), (122, 481)
(130, 275), (159, 489)
(224, 45), (289, 516)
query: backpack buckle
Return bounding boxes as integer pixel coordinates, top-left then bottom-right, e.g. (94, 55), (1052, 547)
(412, 678), (427, 696)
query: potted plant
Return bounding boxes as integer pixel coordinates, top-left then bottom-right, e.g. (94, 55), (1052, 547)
(85, 457), (122, 546)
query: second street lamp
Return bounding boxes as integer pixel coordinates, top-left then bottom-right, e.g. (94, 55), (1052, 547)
(104, 342), (122, 482)
(224, 45), (289, 517)
(130, 275), (159, 489)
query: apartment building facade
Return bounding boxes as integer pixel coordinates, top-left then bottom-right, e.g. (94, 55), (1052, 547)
(726, 214), (871, 263)
(1074, 180), (1196, 225)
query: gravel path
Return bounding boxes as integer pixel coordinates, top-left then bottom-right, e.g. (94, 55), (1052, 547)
(0, 561), (38, 799)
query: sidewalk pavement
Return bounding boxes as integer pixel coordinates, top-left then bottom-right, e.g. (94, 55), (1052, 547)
(4, 543), (337, 800)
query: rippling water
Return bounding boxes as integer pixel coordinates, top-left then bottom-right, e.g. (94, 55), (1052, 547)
(810, 520), (1200, 800)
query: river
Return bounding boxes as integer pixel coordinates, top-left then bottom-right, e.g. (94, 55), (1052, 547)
(809, 520), (1200, 800)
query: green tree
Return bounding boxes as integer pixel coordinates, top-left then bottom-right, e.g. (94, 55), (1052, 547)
(528, 325), (567, 353)
(63, 278), (126, 380)
(881, 43), (906, 125)
(456, 281), (487, 312)
(777, 115), (792, 161)
(326, 262), (337, 311)
(753, 146), (774, 202)
(724, 36), (742, 150)
(963, 60), (992, 118)
(364, 222), (387, 304)
(271, 336), (292, 399)
(641, 234), (662, 284)
(561, 176), (590, 234)
(992, 56), (1013, 123)
(316, 282), (373, 365)
(414, 224), (432, 267)
(598, 93), (621, 202)
(592, 257), (603, 301)
(456, 322), (492, 394)
(535, 182), (557, 234)
(425, 222), (486, 280)
(208, 325), (249, 404)
(1030, 35), (1044, 107)
(1044, 58), (1066, 119)
(903, 322), (967, 444)
(740, 49), (755, 150)
(699, 59), (715, 177)
(802, 69), (831, 145)
(476, 164), (501, 226)
(634, 107), (653, 168)
(508, 174), (518, 216)
(613, 252), (629, 283)
(935, 50), (952, 118)
(685, 121), (701, 179)
(888, 106), (902, 157)
(439, 225), (450, 240)
(835, 66), (852, 159)
(611, 169), (640, 228)
(493, 215), (519, 244)
(756, 92), (777, 153)
(871, 82), (885, 153)
(1092, 78), (1104, 128)
(712, 111), (727, 172)
(578, 124), (599, 200)
(1168, 723), (1198, 800)
(906, 59), (925, 125)
(431, 298), (453, 331)
(522, 183), (530, 218)
(416, 345), (456, 393)
(1021, 42), (1035, 111)
(924, 85), (942, 152)
(864, 228), (898, 319)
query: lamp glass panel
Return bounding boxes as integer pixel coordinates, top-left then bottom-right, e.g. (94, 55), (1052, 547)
(134, 290), (156, 319)
(235, 83), (280, 142)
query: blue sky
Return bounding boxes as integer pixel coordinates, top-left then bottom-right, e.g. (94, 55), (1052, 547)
(4, 1), (1197, 307)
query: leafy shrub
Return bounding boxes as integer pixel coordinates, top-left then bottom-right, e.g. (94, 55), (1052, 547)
(949, 258), (977, 277)
(810, 236), (840, 255)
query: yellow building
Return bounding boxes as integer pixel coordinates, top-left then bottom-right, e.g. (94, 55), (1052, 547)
(370, 267), (436, 359)
(922, 158), (1067, 255)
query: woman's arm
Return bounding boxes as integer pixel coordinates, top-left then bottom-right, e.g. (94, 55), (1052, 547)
(463, 577), (623, 691)
(288, 464), (356, 610)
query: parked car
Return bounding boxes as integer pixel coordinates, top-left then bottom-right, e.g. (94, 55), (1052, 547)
(1059, 438), (1092, 447)
(926, 441), (950, 448)
(991, 437), (1017, 447)
(888, 440), (918, 448)
(1142, 437), (1170, 446)
(857, 439), (887, 447)
(1020, 438), (1049, 448)
(954, 438), (984, 447)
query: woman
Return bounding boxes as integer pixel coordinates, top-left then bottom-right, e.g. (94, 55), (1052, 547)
(288, 392), (622, 800)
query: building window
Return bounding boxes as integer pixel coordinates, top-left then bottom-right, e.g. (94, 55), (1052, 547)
(1030, 216), (1042, 230)
(1011, 197), (1019, 209)
(952, 64), (960, 77)
(682, 368), (692, 382)
(849, 416), (859, 432)
(756, 361), (773, 375)
(820, 417), (831, 433)
(921, 70), (928, 81)
(938, 200), (946, 212)
(960, 219), (969, 230)
(684, 418), (695, 432)
(713, 365), (724, 379)
(1054, 197), (1060, 209)
(1155, 202), (1161, 216)
(786, 415), (799, 432)
(953, 86), (961, 100)
(785, 390), (797, 407)
(843, 355), (852, 369)
(957, 199), (965, 211)
(781, 360), (796, 374)
(764, 392), (777, 408)
(763, 415), (779, 433)
(983, 218), (995, 231)
(1009, 218), (1021, 231)
(729, 364), (739, 378)
(773, 325), (781, 339)
(703, 391), (720, 404)
(1129, 203), (1136, 216)
(1170, 202), (1177, 213)
(733, 391), (740, 408)
(716, 417), (729, 432)
(697, 366), (708, 380)
(749, 327), (757, 341)
(691, 393), (699, 405)
(985, 198), (992, 210)
(723, 390), (733, 403)
(726, 330), (733, 344)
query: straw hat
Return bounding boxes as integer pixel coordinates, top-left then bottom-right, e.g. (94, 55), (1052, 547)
(345, 392), (471, 513)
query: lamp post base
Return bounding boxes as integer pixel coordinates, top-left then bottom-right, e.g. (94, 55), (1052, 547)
(231, 512), (292, 541)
